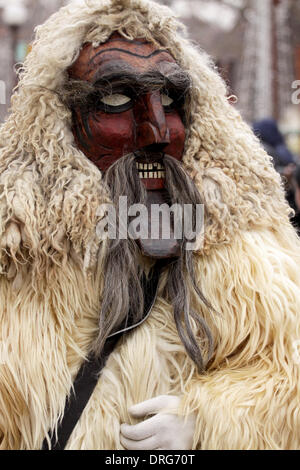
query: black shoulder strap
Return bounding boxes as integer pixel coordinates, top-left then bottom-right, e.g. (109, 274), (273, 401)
(41, 263), (162, 450)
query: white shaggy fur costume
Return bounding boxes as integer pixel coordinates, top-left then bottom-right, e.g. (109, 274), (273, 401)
(0, 0), (300, 450)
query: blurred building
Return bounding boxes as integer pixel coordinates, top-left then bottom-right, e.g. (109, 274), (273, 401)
(0, 0), (299, 154)
(0, 0), (66, 122)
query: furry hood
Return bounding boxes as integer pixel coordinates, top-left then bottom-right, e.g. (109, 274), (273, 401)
(0, 0), (292, 284)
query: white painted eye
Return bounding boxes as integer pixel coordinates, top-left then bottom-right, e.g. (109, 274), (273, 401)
(161, 93), (174, 107)
(100, 94), (131, 106)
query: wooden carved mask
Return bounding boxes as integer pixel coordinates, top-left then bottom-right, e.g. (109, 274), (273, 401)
(68, 34), (191, 258)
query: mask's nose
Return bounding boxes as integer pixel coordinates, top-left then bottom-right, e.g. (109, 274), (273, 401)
(135, 90), (170, 149)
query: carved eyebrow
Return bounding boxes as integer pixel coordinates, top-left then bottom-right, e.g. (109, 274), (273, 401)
(88, 48), (170, 66)
(92, 63), (191, 92)
(59, 64), (191, 109)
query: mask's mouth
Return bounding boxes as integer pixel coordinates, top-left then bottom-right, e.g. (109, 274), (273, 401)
(136, 161), (166, 179)
(132, 154), (180, 258)
(134, 153), (166, 190)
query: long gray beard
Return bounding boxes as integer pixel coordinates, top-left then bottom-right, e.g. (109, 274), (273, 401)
(93, 154), (214, 372)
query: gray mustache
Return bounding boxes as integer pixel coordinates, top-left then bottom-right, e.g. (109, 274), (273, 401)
(95, 153), (214, 373)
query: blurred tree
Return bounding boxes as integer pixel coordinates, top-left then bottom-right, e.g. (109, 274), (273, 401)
(236, 0), (295, 123)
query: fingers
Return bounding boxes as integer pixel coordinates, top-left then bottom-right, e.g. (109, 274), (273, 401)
(120, 434), (160, 450)
(120, 415), (160, 440)
(120, 396), (189, 450)
(120, 416), (162, 450)
(128, 395), (179, 418)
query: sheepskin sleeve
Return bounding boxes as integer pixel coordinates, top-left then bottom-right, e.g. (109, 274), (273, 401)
(180, 225), (300, 450)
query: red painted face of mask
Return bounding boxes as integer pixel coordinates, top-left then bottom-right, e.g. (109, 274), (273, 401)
(68, 34), (187, 190)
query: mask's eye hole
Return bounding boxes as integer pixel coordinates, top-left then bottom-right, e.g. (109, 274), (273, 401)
(161, 93), (174, 107)
(100, 94), (131, 106)
(96, 93), (133, 114)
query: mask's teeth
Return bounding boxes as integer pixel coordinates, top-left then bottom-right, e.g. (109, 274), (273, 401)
(136, 162), (165, 177)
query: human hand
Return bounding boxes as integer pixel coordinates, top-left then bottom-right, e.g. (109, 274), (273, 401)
(120, 395), (195, 450)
